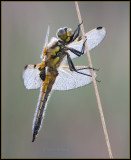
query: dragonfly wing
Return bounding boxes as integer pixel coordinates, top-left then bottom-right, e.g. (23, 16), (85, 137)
(40, 25), (50, 59)
(22, 64), (43, 90)
(53, 66), (96, 90)
(68, 27), (106, 59)
(47, 37), (58, 47)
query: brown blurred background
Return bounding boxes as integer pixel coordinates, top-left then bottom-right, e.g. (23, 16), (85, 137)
(2, 2), (129, 158)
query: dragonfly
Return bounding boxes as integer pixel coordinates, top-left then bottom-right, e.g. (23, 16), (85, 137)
(22, 22), (106, 142)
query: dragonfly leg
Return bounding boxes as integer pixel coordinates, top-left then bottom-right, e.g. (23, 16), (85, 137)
(81, 38), (87, 55)
(66, 52), (101, 82)
(71, 21), (83, 42)
(65, 38), (86, 57)
(77, 67), (101, 82)
(66, 47), (83, 56)
(66, 52), (92, 77)
(77, 66), (100, 71)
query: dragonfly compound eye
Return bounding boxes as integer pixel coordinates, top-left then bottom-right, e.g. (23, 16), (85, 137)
(57, 27), (73, 43)
(57, 27), (68, 41)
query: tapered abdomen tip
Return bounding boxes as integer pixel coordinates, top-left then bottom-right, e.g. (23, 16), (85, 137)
(32, 134), (37, 142)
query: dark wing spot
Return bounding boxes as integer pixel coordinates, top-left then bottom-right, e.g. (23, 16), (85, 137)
(24, 65), (28, 70)
(34, 64), (36, 68)
(97, 26), (103, 30)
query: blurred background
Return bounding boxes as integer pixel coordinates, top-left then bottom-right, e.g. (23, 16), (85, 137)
(2, 2), (129, 158)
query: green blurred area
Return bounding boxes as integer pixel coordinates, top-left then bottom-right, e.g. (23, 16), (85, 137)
(2, 2), (129, 158)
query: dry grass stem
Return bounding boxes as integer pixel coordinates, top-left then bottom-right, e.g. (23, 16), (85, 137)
(75, 2), (113, 158)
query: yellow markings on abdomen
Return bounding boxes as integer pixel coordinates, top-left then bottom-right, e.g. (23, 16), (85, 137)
(35, 90), (47, 125)
(32, 69), (58, 142)
(36, 71), (51, 120)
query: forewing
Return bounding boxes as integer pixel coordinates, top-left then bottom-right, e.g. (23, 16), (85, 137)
(22, 64), (43, 89)
(68, 27), (106, 59)
(53, 66), (96, 90)
(40, 25), (50, 59)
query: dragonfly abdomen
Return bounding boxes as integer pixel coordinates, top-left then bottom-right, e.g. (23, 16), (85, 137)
(32, 91), (48, 142)
(32, 68), (58, 142)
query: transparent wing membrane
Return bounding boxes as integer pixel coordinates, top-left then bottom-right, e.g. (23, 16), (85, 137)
(40, 25), (50, 59)
(68, 27), (106, 59)
(53, 66), (96, 90)
(22, 64), (43, 89)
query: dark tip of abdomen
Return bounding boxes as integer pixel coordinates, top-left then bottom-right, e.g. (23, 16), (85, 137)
(97, 26), (103, 30)
(32, 135), (35, 142)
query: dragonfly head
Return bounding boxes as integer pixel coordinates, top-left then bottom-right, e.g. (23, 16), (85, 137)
(56, 27), (73, 43)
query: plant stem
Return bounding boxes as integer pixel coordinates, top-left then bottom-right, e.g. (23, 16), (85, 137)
(75, 1), (113, 158)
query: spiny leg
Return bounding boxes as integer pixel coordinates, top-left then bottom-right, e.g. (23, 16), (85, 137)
(66, 52), (92, 77)
(65, 52), (101, 82)
(71, 21), (83, 42)
(76, 66), (101, 82)
(66, 47), (83, 57)
(77, 66), (100, 71)
(81, 38), (87, 55)
(65, 38), (87, 57)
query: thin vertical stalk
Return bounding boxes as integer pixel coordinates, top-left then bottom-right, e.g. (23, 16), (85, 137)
(75, 2), (113, 158)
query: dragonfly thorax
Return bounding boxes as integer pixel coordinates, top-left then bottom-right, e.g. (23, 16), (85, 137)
(57, 27), (73, 43)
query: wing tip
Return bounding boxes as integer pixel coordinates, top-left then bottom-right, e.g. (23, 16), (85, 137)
(24, 64), (28, 70)
(97, 26), (103, 30)
(96, 26), (106, 33)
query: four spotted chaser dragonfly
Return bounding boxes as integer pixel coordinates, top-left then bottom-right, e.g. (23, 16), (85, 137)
(22, 22), (106, 142)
